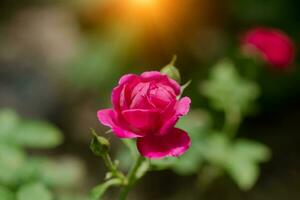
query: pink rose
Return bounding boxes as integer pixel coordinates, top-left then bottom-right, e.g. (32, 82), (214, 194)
(241, 27), (295, 69)
(97, 71), (191, 159)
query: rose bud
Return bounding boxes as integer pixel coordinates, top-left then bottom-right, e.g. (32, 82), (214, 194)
(241, 27), (295, 69)
(97, 71), (191, 159)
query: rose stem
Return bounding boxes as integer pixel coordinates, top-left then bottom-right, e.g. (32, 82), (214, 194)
(119, 156), (146, 200)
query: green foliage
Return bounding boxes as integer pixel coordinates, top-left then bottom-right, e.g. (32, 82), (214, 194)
(66, 41), (118, 89)
(0, 144), (26, 186)
(13, 121), (63, 148)
(192, 133), (270, 190)
(17, 182), (53, 200)
(38, 158), (85, 188)
(0, 185), (14, 200)
(66, 26), (138, 89)
(0, 108), (87, 199)
(199, 133), (270, 190)
(152, 129), (270, 190)
(90, 179), (122, 200)
(0, 109), (63, 148)
(0, 109), (20, 141)
(226, 139), (271, 190)
(57, 193), (88, 200)
(201, 59), (259, 115)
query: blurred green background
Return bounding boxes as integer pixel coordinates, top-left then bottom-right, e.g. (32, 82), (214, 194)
(0, 0), (300, 199)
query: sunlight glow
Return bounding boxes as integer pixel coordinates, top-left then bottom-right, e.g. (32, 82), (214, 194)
(130, 0), (155, 6)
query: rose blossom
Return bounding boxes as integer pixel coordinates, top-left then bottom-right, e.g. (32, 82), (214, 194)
(241, 27), (295, 69)
(97, 71), (191, 159)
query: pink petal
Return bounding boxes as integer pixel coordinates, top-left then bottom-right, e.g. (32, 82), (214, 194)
(112, 74), (141, 111)
(122, 109), (160, 133)
(159, 115), (178, 135)
(163, 78), (181, 95)
(118, 74), (139, 85)
(176, 97), (191, 116)
(97, 109), (115, 127)
(140, 71), (162, 79)
(119, 85), (129, 110)
(159, 97), (191, 135)
(137, 128), (191, 159)
(141, 71), (181, 95)
(97, 109), (141, 138)
(149, 84), (176, 108)
(112, 126), (142, 138)
(130, 82), (153, 109)
(111, 85), (124, 111)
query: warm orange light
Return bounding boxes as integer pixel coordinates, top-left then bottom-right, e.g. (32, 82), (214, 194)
(130, 0), (157, 7)
(131, 0), (153, 5)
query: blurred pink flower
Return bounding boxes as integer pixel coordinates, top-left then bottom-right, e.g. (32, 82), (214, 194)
(242, 27), (295, 69)
(97, 71), (191, 159)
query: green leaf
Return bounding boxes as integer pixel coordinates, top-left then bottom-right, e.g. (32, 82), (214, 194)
(17, 157), (45, 184)
(13, 121), (63, 148)
(226, 156), (259, 190)
(0, 185), (14, 200)
(171, 149), (202, 175)
(177, 110), (212, 135)
(90, 179), (122, 200)
(0, 109), (20, 142)
(201, 133), (230, 166)
(191, 132), (271, 190)
(57, 192), (88, 200)
(225, 140), (271, 190)
(201, 59), (259, 115)
(17, 182), (53, 200)
(233, 139), (271, 162)
(0, 144), (26, 185)
(0, 109), (63, 148)
(39, 157), (85, 188)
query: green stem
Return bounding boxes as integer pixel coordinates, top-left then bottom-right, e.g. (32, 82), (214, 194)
(223, 108), (241, 138)
(102, 153), (125, 181)
(119, 156), (145, 200)
(197, 165), (223, 195)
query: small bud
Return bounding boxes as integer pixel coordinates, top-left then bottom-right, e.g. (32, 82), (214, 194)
(90, 129), (110, 156)
(161, 55), (181, 83)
